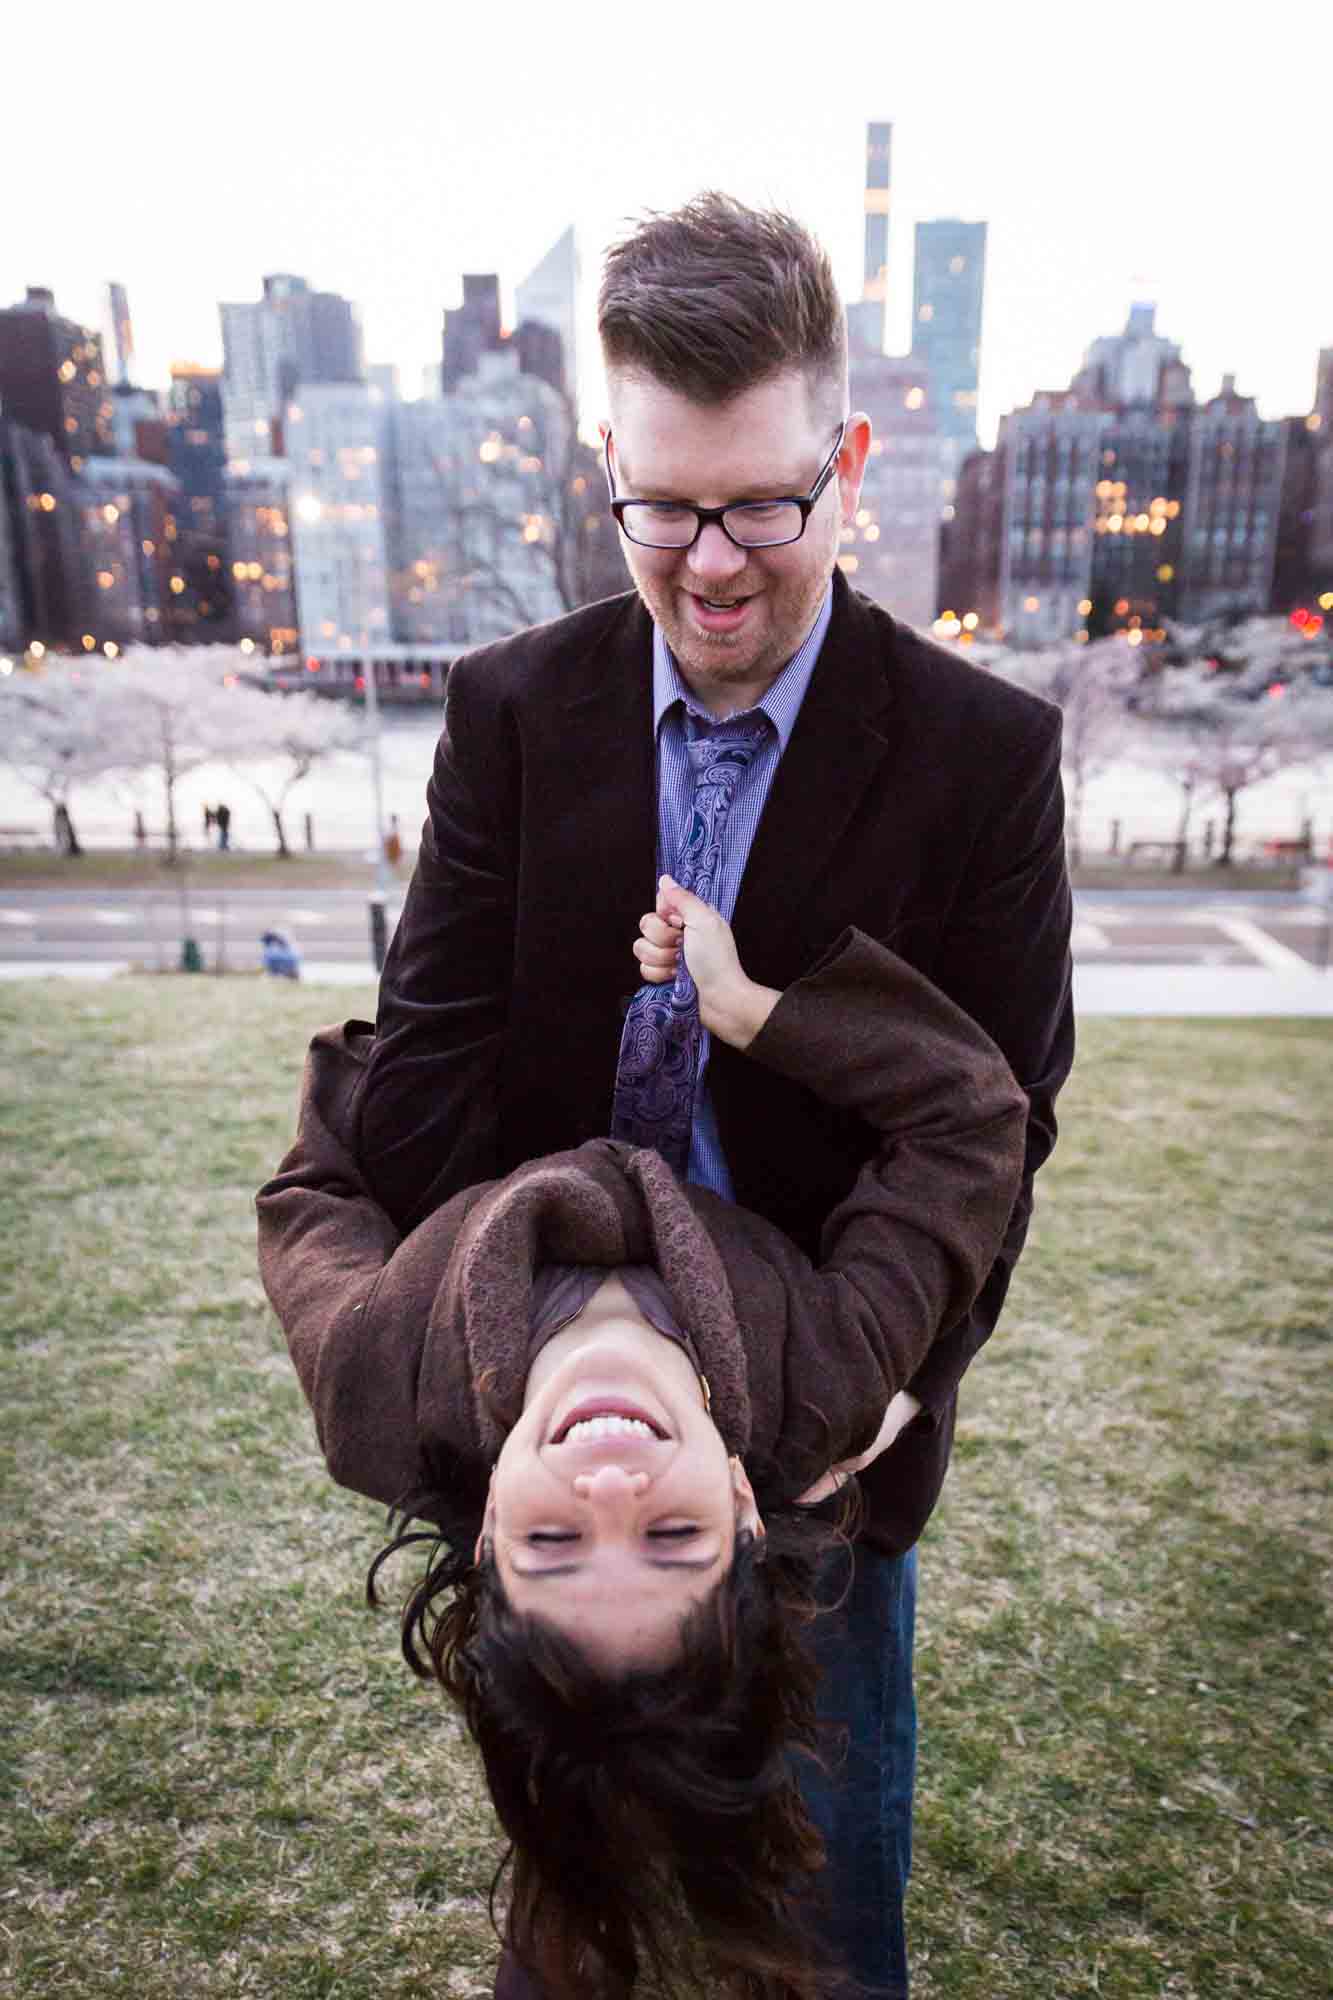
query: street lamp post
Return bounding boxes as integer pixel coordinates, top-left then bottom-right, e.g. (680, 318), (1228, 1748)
(297, 474), (393, 975)
(361, 626), (391, 972)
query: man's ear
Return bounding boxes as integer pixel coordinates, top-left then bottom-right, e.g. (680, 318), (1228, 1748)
(837, 412), (872, 521)
(730, 1455), (766, 1542)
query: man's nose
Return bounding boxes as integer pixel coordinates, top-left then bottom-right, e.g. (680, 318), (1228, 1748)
(686, 520), (747, 581)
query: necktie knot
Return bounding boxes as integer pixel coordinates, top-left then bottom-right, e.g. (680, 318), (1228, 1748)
(678, 719), (767, 902)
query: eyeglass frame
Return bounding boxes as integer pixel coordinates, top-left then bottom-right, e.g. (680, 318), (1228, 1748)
(603, 420), (848, 551)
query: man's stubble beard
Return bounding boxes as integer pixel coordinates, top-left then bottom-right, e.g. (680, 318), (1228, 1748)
(631, 527), (839, 700)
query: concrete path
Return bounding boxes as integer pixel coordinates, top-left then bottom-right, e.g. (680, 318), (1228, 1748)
(3, 954), (1331, 1016)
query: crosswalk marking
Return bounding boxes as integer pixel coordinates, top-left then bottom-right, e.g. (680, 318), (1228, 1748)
(92, 909), (134, 926)
(282, 908), (330, 925)
(1214, 917), (1316, 975)
(0, 909), (35, 926)
(1071, 921), (1112, 952)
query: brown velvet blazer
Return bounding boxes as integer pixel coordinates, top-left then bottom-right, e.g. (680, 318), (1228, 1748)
(357, 574), (1075, 1513)
(258, 932), (1028, 1555)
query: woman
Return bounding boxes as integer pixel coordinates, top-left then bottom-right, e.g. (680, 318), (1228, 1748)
(257, 884), (1026, 1997)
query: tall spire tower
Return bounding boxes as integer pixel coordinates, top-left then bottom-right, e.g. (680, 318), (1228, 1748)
(847, 121), (893, 357)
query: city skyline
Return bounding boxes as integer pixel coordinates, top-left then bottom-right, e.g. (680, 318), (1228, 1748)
(6, 3), (1325, 449)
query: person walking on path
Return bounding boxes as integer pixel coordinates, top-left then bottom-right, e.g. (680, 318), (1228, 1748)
(215, 801), (231, 852)
(358, 193), (1074, 1996)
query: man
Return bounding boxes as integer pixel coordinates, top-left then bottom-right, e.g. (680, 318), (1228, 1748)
(359, 193), (1073, 1996)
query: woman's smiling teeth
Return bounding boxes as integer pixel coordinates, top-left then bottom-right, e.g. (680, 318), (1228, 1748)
(563, 1414), (659, 1443)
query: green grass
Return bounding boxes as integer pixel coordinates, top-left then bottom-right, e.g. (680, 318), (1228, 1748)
(0, 849), (407, 891)
(1, 985), (1329, 1998)
(1, 847), (1307, 893)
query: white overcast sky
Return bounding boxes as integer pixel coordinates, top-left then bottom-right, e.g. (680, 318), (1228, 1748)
(5, 0), (1325, 447)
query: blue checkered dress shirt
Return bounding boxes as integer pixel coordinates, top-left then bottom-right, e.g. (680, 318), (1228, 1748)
(650, 584), (833, 1197)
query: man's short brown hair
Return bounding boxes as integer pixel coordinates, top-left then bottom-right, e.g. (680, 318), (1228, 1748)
(598, 191), (847, 416)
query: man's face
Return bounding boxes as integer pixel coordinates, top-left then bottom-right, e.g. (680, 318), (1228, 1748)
(605, 369), (869, 716)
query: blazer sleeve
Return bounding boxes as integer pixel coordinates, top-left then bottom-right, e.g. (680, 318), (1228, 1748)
(908, 701), (1074, 1419)
(693, 929), (1029, 1495)
(358, 658), (516, 1234)
(256, 1025), (490, 1514)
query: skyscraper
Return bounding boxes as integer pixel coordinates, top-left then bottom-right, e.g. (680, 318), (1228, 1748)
(166, 366), (232, 639)
(286, 383), (393, 661)
(514, 226), (579, 402)
(912, 219), (987, 480)
(0, 288), (114, 465)
(848, 121), (893, 358)
(0, 474), (21, 648)
(220, 274), (363, 464)
(441, 275), (505, 393)
(1178, 377), (1286, 624)
(845, 351), (940, 630)
(105, 282), (136, 388)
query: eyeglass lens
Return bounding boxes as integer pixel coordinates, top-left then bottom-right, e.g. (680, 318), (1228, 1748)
(621, 501), (804, 549)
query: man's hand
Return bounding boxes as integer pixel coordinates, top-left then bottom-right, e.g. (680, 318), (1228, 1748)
(632, 876), (780, 1051)
(795, 1390), (923, 1505)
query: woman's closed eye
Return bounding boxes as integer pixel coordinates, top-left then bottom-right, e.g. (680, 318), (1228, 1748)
(525, 1525), (700, 1545)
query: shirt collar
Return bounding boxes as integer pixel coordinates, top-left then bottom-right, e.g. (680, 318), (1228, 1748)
(651, 584), (833, 752)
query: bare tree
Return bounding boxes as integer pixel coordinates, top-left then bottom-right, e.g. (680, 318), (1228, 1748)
(1132, 667), (1332, 865)
(395, 366), (625, 646)
(1000, 637), (1137, 866)
(1136, 617), (1333, 865)
(0, 660), (138, 855)
(95, 647), (249, 863)
(214, 684), (363, 856)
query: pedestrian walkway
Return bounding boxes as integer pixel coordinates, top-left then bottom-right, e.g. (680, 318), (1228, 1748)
(2, 956), (1331, 1015)
(1073, 963), (1333, 1017)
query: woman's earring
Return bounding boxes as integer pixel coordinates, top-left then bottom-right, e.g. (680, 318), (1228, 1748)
(699, 1373), (712, 1415)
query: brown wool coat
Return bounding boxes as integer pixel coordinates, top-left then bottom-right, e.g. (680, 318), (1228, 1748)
(257, 930), (1028, 1554)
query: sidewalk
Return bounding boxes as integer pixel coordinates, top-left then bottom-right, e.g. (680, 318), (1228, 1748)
(2, 956), (1331, 1016)
(1072, 962), (1333, 1017)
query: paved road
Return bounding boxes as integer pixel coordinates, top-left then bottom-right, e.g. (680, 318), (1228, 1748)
(2, 885), (1330, 983)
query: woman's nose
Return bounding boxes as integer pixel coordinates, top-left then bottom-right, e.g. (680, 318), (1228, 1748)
(572, 1463), (650, 1506)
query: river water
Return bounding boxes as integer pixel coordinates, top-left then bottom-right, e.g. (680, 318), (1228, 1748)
(4, 703), (1330, 863)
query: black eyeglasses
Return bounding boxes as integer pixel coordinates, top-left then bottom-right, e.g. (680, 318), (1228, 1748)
(604, 422), (847, 550)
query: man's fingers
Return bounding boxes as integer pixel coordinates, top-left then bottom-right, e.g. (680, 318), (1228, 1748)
(633, 935), (679, 983)
(658, 876), (715, 929)
(640, 912), (678, 948)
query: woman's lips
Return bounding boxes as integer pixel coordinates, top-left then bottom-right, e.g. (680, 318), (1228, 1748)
(550, 1397), (670, 1445)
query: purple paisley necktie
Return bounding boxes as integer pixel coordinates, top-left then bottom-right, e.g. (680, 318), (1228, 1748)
(610, 719), (768, 1173)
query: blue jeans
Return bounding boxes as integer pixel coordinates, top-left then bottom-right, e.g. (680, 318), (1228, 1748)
(799, 1543), (918, 1998)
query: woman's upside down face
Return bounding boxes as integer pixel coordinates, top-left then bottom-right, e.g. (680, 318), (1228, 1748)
(476, 1275), (764, 1670)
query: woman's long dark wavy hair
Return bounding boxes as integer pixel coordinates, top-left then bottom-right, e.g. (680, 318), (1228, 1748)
(368, 1464), (860, 2000)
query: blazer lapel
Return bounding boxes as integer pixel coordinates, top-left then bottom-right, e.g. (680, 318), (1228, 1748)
(536, 595), (658, 1008)
(733, 577), (900, 981)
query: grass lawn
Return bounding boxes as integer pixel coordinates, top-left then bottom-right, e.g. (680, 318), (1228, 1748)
(0, 849), (408, 893)
(0, 848), (1310, 894)
(1, 980), (1329, 1999)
